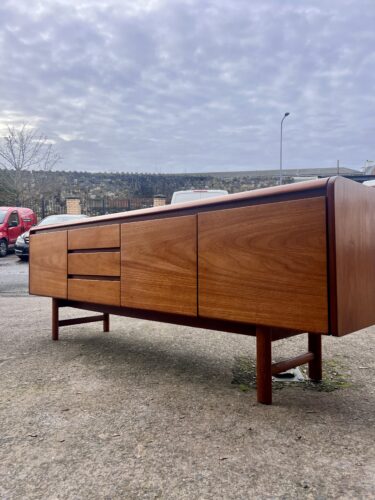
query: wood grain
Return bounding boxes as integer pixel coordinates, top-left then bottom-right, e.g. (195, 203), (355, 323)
(331, 177), (375, 335)
(308, 333), (322, 380)
(68, 224), (119, 250)
(29, 231), (67, 298)
(256, 326), (272, 404)
(68, 279), (120, 306)
(121, 215), (197, 316)
(198, 197), (328, 333)
(68, 252), (120, 276)
(52, 298), (59, 340)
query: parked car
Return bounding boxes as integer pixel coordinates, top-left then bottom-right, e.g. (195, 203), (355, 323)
(0, 207), (37, 257)
(170, 189), (229, 204)
(363, 179), (375, 187)
(15, 214), (88, 261)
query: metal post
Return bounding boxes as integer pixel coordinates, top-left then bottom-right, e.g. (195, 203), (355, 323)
(279, 112), (290, 185)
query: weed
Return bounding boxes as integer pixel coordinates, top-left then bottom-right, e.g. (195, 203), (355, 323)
(231, 356), (353, 393)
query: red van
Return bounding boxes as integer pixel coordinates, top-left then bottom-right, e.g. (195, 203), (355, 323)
(0, 207), (37, 257)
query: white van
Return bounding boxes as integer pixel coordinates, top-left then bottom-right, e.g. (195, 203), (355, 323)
(171, 189), (228, 205)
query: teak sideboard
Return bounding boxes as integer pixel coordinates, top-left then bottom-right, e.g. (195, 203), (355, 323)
(29, 176), (375, 404)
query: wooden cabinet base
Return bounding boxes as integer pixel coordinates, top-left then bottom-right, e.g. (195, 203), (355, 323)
(52, 298), (110, 341)
(50, 298), (322, 405)
(30, 177), (375, 407)
(256, 327), (322, 404)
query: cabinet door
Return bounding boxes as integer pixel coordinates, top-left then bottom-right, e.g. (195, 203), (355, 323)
(121, 216), (197, 316)
(198, 197), (328, 333)
(29, 231), (67, 298)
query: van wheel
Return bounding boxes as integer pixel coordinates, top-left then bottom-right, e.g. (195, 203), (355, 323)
(0, 239), (8, 257)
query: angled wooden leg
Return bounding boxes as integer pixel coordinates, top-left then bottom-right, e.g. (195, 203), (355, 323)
(52, 298), (59, 341)
(308, 333), (322, 381)
(256, 326), (273, 404)
(103, 313), (110, 332)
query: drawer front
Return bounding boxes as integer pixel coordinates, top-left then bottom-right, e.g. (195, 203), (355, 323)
(68, 252), (120, 277)
(68, 224), (120, 250)
(68, 279), (120, 306)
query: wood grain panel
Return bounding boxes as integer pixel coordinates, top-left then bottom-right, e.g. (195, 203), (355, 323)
(68, 224), (119, 250)
(121, 215), (197, 316)
(198, 197), (328, 333)
(331, 177), (375, 335)
(68, 252), (120, 276)
(29, 231), (67, 298)
(68, 279), (120, 306)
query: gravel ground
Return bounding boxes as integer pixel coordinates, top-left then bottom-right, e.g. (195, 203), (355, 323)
(0, 254), (375, 499)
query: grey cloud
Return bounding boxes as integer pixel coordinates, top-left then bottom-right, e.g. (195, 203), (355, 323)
(0, 0), (374, 172)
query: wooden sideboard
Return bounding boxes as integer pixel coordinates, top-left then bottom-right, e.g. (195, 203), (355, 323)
(29, 176), (375, 404)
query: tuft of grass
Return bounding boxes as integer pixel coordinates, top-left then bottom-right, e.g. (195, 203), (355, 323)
(231, 356), (353, 393)
(232, 357), (257, 389)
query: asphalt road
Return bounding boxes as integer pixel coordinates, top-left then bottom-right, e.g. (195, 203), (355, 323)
(1, 253), (375, 498)
(0, 253), (29, 297)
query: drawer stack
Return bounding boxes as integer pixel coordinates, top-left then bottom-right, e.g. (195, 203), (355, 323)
(67, 224), (120, 306)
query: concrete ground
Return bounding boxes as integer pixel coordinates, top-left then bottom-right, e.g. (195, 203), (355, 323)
(0, 254), (374, 499)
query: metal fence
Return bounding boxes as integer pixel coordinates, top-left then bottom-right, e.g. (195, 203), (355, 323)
(85, 197), (154, 216)
(20, 196), (155, 221)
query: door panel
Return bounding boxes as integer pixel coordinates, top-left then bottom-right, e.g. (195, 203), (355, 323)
(8, 211), (21, 244)
(198, 197), (328, 333)
(29, 231), (67, 298)
(121, 215), (197, 316)
(332, 177), (375, 335)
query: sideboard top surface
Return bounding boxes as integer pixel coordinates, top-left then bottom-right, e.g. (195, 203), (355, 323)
(31, 176), (331, 234)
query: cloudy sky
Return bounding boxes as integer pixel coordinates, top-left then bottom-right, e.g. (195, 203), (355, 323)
(0, 0), (374, 173)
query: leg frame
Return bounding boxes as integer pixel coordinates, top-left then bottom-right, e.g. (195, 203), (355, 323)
(256, 326), (322, 405)
(51, 299), (110, 340)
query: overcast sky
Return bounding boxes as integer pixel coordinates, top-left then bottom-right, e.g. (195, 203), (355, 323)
(0, 0), (374, 173)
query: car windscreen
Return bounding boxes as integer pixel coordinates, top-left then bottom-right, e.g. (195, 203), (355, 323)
(38, 215), (87, 226)
(172, 191), (227, 204)
(0, 211), (7, 224)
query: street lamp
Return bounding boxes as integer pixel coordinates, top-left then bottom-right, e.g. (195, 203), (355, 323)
(280, 112), (290, 185)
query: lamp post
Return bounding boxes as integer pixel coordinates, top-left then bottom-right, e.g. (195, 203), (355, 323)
(279, 112), (290, 185)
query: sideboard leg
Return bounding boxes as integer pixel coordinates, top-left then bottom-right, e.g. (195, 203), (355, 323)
(52, 298), (59, 341)
(256, 326), (273, 404)
(103, 313), (110, 332)
(308, 333), (322, 381)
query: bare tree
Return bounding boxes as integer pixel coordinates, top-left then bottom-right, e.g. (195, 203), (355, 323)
(0, 123), (62, 205)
